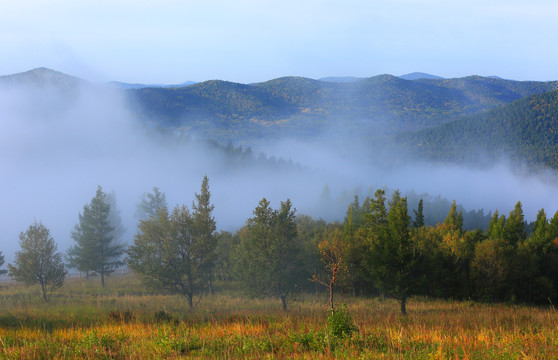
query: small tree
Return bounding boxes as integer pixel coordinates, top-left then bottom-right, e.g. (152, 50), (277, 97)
(312, 226), (349, 315)
(8, 222), (66, 301)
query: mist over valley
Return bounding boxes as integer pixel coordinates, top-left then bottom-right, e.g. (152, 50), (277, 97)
(1, 67), (558, 262)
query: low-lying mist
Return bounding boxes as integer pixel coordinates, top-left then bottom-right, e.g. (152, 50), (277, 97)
(1, 81), (558, 263)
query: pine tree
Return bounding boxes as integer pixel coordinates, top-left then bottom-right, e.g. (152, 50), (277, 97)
(368, 191), (421, 315)
(67, 186), (124, 286)
(234, 198), (302, 311)
(505, 201), (526, 245)
(413, 198), (425, 228)
(136, 187), (167, 220)
(444, 200), (463, 234)
(192, 175), (217, 294)
(8, 222), (66, 301)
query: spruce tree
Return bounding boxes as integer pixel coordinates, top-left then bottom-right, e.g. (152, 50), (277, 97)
(505, 201), (526, 245)
(413, 198), (425, 228)
(67, 186), (124, 286)
(136, 187), (167, 220)
(234, 198), (302, 311)
(192, 175), (217, 294)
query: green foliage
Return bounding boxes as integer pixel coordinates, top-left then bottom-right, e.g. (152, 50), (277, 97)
(413, 199), (425, 228)
(234, 198), (304, 311)
(367, 191), (423, 314)
(327, 304), (358, 339)
(7, 222), (66, 301)
(128, 206), (200, 308)
(67, 185), (124, 286)
(192, 175), (217, 293)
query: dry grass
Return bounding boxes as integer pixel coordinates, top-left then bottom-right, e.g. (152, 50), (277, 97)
(0, 276), (556, 359)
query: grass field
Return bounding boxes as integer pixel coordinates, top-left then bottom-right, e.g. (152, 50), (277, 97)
(0, 275), (557, 359)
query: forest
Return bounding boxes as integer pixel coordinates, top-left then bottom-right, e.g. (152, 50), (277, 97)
(5, 176), (558, 311)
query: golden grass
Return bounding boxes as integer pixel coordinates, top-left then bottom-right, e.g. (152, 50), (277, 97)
(0, 276), (556, 359)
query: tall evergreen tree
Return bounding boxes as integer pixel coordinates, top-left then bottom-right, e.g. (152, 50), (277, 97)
(505, 201), (526, 245)
(192, 175), (217, 294)
(67, 186), (124, 286)
(368, 191), (421, 314)
(444, 200), (463, 234)
(413, 198), (425, 228)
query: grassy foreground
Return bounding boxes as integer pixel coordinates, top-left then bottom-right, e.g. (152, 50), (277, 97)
(0, 275), (557, 359)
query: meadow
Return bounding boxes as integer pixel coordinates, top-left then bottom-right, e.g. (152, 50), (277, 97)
(0, 275), (556, 359)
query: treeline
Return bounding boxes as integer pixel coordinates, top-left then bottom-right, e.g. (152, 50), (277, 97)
(3, 178), (558, 315)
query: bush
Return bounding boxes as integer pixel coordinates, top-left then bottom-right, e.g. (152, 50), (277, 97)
(327, 304), (358, 339)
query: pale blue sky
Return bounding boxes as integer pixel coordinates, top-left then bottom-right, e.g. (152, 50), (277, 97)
(1, 0), (557, 83)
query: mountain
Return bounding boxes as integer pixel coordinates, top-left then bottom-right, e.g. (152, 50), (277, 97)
(399, 72), (444, 80)
(0, 67), (86, 90)
(398, 89), (558, 169)
(127, 74), (558, 144)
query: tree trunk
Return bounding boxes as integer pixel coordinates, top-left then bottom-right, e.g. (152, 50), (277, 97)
(187, 293), (193, 309)
(399, 297), (407, 315)
(280, 295), (287, 312)
(40, 280), (48, 302)
(101, 272), (105, 287)
(209, 278), (214, 295)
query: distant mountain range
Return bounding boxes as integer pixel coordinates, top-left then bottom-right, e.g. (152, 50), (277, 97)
(108, 80), (197, 89)
(399, 72), (445, 80)
(4, 67), (558, 170)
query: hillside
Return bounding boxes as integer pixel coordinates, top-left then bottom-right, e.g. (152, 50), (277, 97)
(127, 74), (558, 144)
(399, 89), (558, 169)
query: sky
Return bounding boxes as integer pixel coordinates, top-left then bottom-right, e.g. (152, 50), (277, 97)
(1, 0), (558, 84)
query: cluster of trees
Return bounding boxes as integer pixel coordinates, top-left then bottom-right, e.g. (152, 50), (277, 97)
(5, 177), (558, 314)
(3, 185), (127, 301)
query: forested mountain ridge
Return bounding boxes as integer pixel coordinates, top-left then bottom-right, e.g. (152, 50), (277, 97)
(126, 73), (558, 143)
(398, 89), (558, 169)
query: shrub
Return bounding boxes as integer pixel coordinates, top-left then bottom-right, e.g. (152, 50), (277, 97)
(327, 304), (358, 339)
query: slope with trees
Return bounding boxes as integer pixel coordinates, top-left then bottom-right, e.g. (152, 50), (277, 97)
(399, 89), (558, 169)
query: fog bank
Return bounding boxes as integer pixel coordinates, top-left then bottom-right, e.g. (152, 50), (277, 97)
(1, 82), (558, 263)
